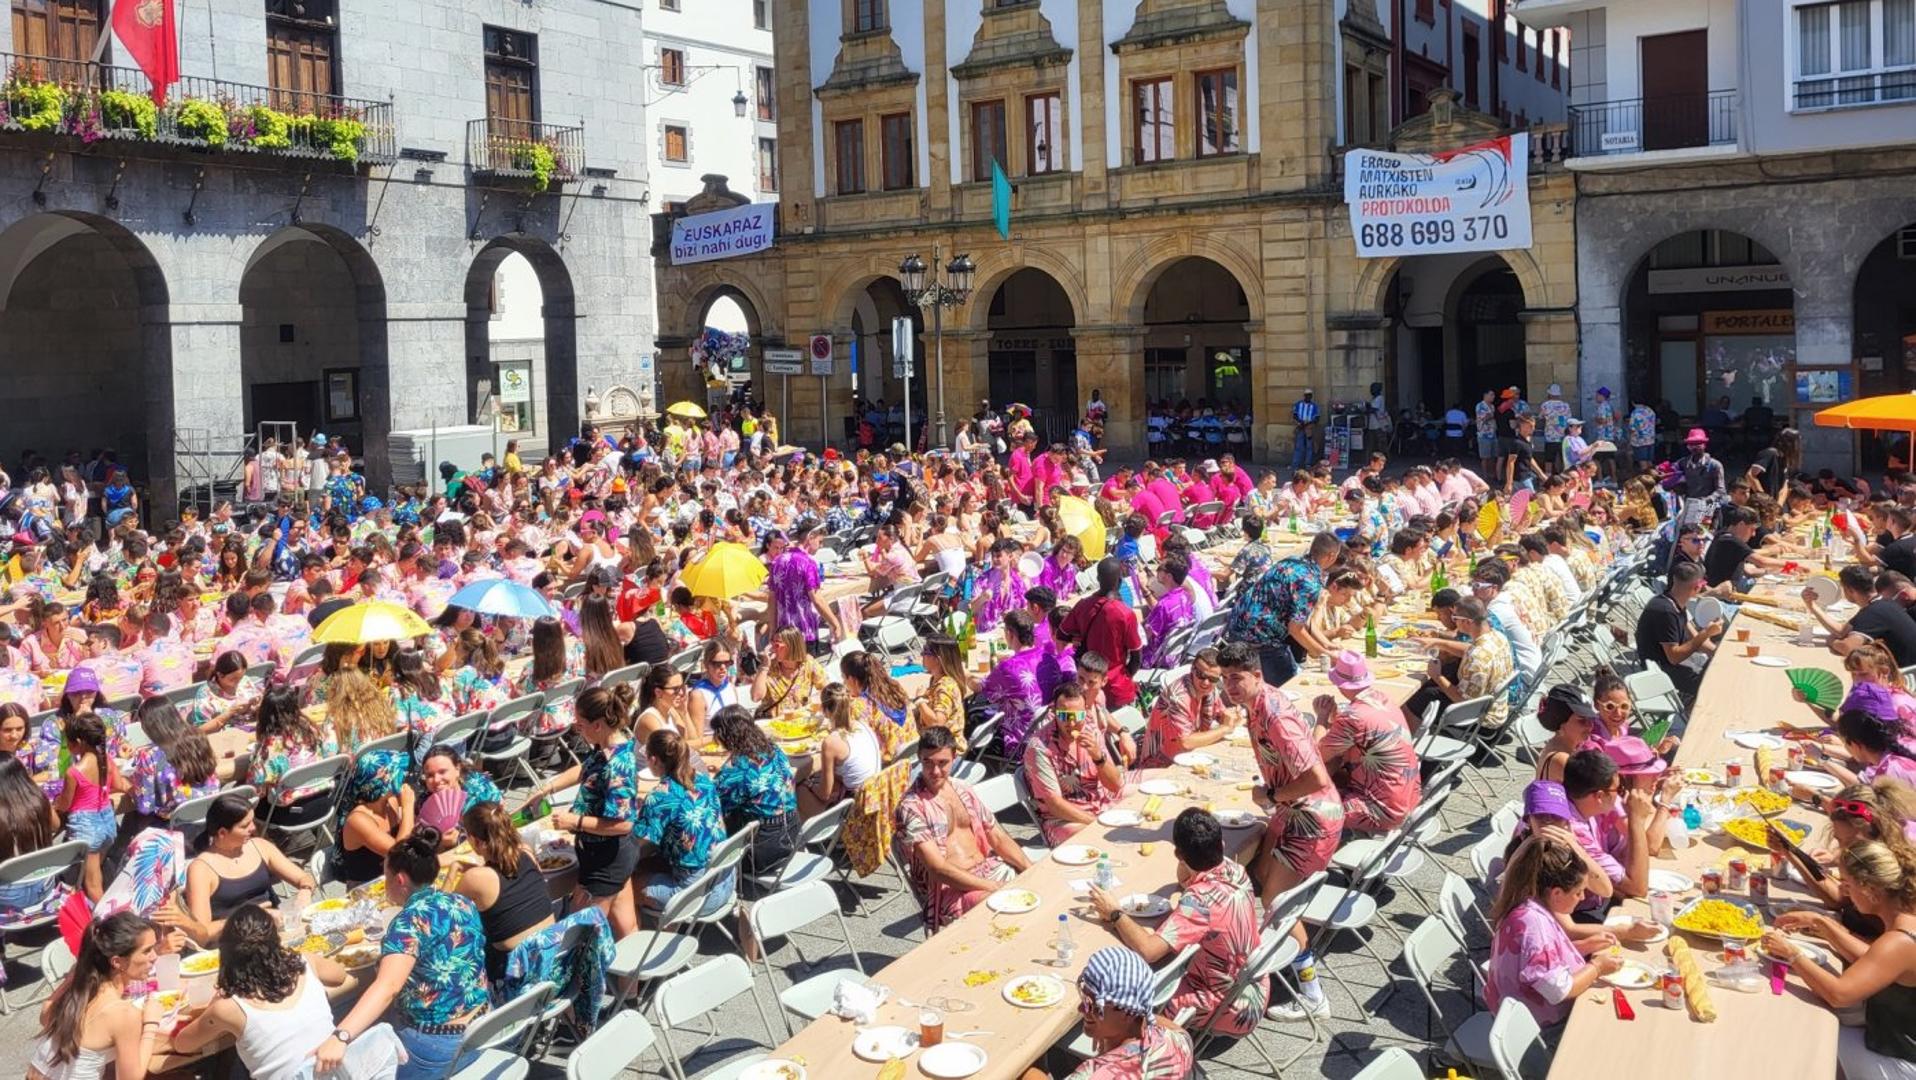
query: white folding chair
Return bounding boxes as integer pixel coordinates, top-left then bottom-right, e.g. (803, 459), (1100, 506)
(1352, 1047), (1427, 1080)
(476, 693), (545, 795)
(598, 663), (650, 689)
(1437, 870), (1492, 948)
(0, 841), (85, 1013)
(257, 754), (352, 846)
(446, 980), (557, 1080)
(650, 955), (782, 1080)
(564, 1010), (663, 1080)
(605, 873), (709, 1010)
(424, 710), (488, 757)
(528, 677), (585, 768)
(1488, 997), (1548, 1080)
(1403, 917), (1496, 1073)
(972, 773), (1047, 864)
(171, 785), (256, 847)
(682, 821), (757, 948)
(747, 803), (842, 894)
(747, 879), (870, 1036)
(353, 730), (412, 763)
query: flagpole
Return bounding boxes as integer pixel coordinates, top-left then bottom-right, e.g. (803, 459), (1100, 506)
(90, 0), (113, 63)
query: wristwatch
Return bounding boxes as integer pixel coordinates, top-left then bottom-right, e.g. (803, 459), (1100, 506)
(332, 1027), (354, 1045)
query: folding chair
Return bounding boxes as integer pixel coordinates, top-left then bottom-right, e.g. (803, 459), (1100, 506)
(598, 663), (650, 689)
(604, 879), (708, 1011)
(1193, 872), (1327, 1070)
(1403, 917), (1496, 1071)
(172, 785), (256, 848)
(650, 955), (782, 1080)
(959, 709), (1006, 776)
(565, 1010), (663, 1080)
(1352, 1047), (1427, 1080)
(1298, 828), (1419, 1018)
(528, 677), (585, 769)
(972, 773), (1047, 864)
(1488, 997), (1548, 1079)
(680, 821), (757, 950)
(256, 754), (352, 847)
(476, 693), (546, 795)
(425, 710), (488, 757)
(353, 730), (412, 763)
(160, 681), (206, 709)
(446, 980), (557, 1080)
(747, 878), (870, 1036)
(1437, 869), (1493, 948)
(668, 644), (704, 674)
(1469, 831), (1510, 886)
(0, 840), (86, 1013)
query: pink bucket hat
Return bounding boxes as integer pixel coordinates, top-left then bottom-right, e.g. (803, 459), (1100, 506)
(1684, 428), (1709, 446)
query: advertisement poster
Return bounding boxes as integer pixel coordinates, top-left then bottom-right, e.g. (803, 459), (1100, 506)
(1344, 133), (1532, 258)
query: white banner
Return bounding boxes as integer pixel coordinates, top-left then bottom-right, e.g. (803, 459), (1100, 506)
(670, 202), (776, 265)
(1344, 133), (1532, 258)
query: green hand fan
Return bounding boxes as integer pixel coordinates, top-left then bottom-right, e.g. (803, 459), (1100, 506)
(1786, 667), (1845, 710)
(1641, 717), (1673, 749)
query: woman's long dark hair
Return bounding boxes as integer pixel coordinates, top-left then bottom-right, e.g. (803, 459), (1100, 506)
(530, 616), (568, 684)
(577, 597), (624, 679)
(640, 663), (680, 711)
(710, 704), (774, 764)
(393, 648), (441, 700)
(646, 728), (698, 790)
(0, 756), (52, 859)
(38, 912), (153, 1066)
(137, 698), (217, 790)
(215, 904), (304, 1002)
(254, 684), (322, 752)
(64, 713), (107, 790)
(840, 651), (910, 712)
(462, 800), (527, 879)
(209, 649), (251, 689)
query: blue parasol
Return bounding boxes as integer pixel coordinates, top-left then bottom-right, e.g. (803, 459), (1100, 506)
(446, 577), (557, 619)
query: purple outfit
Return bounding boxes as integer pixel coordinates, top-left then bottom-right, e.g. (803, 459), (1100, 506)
(982, 644), (1048, 759)
(1141, 587), (1196, 669)
(973, 566), (1029, 632)
(1038, 554), (1079, 596)
(1186, 559), (1218, 607)
(769, 548), (823, 642)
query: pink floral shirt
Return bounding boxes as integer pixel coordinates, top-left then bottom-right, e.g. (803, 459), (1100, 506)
(1064, 1019), (1195, 1080)
(1246, 685), (1343, 841)
(1022, 714), (1119, 845)
(1142, 674), (1226, 768)
(1159, 859), (1262, 1036)
(1487, 897), (1587, 1026)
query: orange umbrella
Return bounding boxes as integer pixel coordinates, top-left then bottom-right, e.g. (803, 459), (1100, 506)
(1813, 393), (1916, 432)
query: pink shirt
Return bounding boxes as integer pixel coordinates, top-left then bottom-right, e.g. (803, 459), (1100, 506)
(1032, 454), (1065, 507)
(1439, 474), (1475, 504)
(1487, 898), (1586, 1026)
(1145, 479), (1186, 524)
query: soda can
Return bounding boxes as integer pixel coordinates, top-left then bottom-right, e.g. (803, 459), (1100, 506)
(1661, 969), (1686, 1010)
(1725, 761), (1745, 788)
(1769, 766), (1789, 793)
(1701, 868), (1724, 894)
(1750, 872), (1771, 905)
(1723, 941), (1749, 965)
(1727, 858), (1749, 892)
(1649, 889), (1675, 926)
(1788, 744), (1806, 770)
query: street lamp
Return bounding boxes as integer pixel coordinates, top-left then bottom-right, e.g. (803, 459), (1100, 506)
(732, 90), (749, 118)
(899, 247), (974, 448)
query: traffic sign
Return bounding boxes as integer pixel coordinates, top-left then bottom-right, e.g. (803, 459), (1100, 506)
(808, 334), (835, 376)
(764, 348), (804, 375)
(892, 316), (914, 379)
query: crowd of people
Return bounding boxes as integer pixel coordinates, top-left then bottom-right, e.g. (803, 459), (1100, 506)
(4, 381), (1916, 1080)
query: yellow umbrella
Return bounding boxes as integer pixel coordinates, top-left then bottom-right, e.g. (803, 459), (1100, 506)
(1814, 393), (1916, 432)
(1056, 495), (1107, 561)
(665, 401), (708, 420)
(681, 541), (769, 600)
(311, 600), (434, 645)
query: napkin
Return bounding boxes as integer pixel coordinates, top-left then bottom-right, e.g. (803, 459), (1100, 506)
(831, 980), (887, 1023)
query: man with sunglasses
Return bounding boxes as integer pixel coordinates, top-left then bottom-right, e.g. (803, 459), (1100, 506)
(1022, 680), (1125, 845)
(1140, 648), (1237, 767)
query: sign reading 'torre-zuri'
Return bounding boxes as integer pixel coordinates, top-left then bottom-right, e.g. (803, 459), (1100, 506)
(1344, 133), (1532, 258)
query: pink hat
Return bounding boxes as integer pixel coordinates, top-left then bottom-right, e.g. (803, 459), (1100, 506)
(1327, 650), (1373, 691)
(1684, 428), (1709, 445)
(1599, 735), (1668, 777)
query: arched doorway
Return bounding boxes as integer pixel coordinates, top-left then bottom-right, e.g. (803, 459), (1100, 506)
(240, 226), (387, 461)
(1380, 253), (1528, 421)
(0, 212), (171, 513)
(691, 288), (759, 393)
(846, 277), (923, 449)
(1621, 229), (1793, 462)
(1140, 257), (1252, 454)
(984, 268), (1077, 444)
(464, 238), (577, 456)
(1852, 223), (1916, 470)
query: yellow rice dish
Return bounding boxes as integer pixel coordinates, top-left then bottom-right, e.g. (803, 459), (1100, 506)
(1723, 816), (1805, 848)
(1674, 899), (1764, 940)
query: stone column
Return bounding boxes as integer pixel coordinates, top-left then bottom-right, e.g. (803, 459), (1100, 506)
(1077, 0), (1109, 209)
(775, 0), (817, 232)
(1521, 308), (1579, 404)
(1073, 326), (1144, 458)
(163, 305), (245, 517)
(941, 328), (989, 443)
(1259, 0), (1334, 192)
(655, 339), (702, 411)
(925, 0), (953, 220)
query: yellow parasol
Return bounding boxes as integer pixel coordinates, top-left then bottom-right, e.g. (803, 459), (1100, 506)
(1476, 498), (1502, 542)
(681, 541), (769, 600)
(311, 600), (434, 645)
(1056, 495), (1107, 561)
(1813, 393), (1916, 433)
(665, 401), (708, 420)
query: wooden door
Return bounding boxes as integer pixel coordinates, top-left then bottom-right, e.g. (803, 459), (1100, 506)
(1641, 30), (1708, 150)
(12, 0), (102, 84)
(267, 22), (337, 114)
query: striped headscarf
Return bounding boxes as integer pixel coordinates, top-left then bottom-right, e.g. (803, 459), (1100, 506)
(1077, 946), (1155, 1018)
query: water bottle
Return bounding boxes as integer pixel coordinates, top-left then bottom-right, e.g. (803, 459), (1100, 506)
(1051, 914), (1075, 967)
(1682, 802), (1704, 834)
(1666, 806), (1690, 851)
(1094, 855), (1115, 891)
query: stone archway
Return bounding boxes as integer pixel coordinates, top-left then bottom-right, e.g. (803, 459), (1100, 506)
(1134, 256), (1255, 459)
(464, 236), (578, 456)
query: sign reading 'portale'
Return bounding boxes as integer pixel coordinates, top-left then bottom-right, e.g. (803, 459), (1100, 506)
(670, 202), (776, 266)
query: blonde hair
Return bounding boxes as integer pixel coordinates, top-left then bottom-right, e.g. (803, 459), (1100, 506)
(1840, 840), (1916, 909)
(1845, 642), (1907, 692)
(820, 682), (855, 735)
(1831, 779), (1916, 865)
(328, 669), (397, 750)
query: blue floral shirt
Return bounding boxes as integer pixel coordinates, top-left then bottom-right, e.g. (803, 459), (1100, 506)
(634, 773), (727, 875)
(713, 748), (796, 822)
(572, 739), (641, 822)
(381, 887), (491, 1026)
(1226, 555), (1324, 648)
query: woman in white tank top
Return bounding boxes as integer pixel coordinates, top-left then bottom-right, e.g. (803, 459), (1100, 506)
(169, 907), (351, 1080)
(28, 912), (162, 1080)
(796, 682), (883, 818)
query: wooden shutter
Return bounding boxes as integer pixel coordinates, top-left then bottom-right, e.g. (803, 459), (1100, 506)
(13, 0), (101, 83)
(267, 23), (337, 113)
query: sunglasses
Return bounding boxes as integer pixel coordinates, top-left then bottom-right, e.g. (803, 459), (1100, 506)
(1829, 798), (1874, 822)
(708, 657), (734, 667)
(664, 683), (687, 693)
(1192, 672), (1220, 684)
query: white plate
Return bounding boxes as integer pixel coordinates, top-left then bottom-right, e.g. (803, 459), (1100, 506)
(1604, 913), (1670, 944)
(1682, 769), (1720, 786)
(986, 889), (1041, 914)
(919, 1042), (988, 1079)
(1052, 844), (1104, 867)
(1017, 553), (1045, 582)
(1648, 869), (1695, 894)
(1096, 809), (1144, 827)
(1139, 779), (1182, 797)
(1691, 596), (1724, 627)
(1785, 769), (1842, 792)
(1002, 973), (1067, 1009)
(1602, 961), (1657, 990)
(1759, 937), (1834, 970)
(1213, 809), (1260, 829)
(738, 1061), (808, 1080)
(1280, 689), (1301, 702)
(1731, 732), (1787, 751)
(1120, 893), (1173, 918)
(1173, 752), (1218, 768)
(1751, 656), (1792, 668)
(851, 1027), (917, 1062)
(1805, 577), (1840, 605)
(1825, 600), (1857, 614)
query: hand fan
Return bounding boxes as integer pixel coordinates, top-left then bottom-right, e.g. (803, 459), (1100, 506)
(1786, 667), (1845, 710)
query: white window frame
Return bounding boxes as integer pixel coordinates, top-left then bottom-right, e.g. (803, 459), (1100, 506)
(1785, 0), (1916, 111)
(659, 119), (693, 168)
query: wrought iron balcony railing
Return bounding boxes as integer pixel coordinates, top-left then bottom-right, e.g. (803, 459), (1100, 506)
(1567, 90), (1738, 158)
(466, 117), (584, 192)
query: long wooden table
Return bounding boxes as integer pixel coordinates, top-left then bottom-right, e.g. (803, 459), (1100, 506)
(1548, 579), (1843, 1080)
(760, 664), (1419, 1080)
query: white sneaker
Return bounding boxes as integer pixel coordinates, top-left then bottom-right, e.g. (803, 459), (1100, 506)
(1265, 996), (1331, 1023)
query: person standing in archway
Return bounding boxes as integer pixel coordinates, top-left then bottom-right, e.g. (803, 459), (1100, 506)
(1290, 389), (1319, 469)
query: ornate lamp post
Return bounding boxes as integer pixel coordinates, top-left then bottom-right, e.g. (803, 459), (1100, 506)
(899, 247), (975, 449)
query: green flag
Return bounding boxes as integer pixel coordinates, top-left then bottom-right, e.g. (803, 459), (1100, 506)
(991, 158), (1011, 239)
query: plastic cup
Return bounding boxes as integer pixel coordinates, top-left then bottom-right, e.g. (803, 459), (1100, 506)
(1745, 644), (1761, 658)
(919, 1009), (944, 1048)
(1735, 628), (1751, 642)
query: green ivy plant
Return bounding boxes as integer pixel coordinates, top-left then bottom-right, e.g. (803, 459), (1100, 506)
(174, 98), (227, 146)
(98, 89), (158, 138)
(510, 140), (558, 192)
(297, 115), (365, 163)
(243, 104), (292, 148)
(7, 80), (65, 132)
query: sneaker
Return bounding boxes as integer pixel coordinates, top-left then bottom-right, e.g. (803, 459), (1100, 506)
(1265, 996), (1331, 1023)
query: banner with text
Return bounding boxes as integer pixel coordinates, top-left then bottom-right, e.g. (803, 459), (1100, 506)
(1344, 133), (1531, 258)
(670, 202), (776, 266)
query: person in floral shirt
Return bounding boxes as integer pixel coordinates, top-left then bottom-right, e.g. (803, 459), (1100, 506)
(1627, 399), (1658, 473)
(896, 726), (1031, 932)
(709, 706), (798, 878)
(125, 701), (220, 822)
(1022, 681), (1125, 845)
(768, 523), (841, 651)
(312, 830), (491, 1079)
(1087, 809), (1262, 1039)
(912, 635), (971, 753)
(1590, 387), (1620, 481)
(970, 539), (1031, 633)
(531, 687), (642, 937)
(1056, 946), (1196, 1080)
(633, 728), (731, 912)
(1474, 389), (1500, 473)
(1141, 650), (1238, 767)
(247, 685), (340, 817)
(1311, 651), (1421, 834)
(1218, 640), (1342, 1021)
(1428, 597), (1516, 729)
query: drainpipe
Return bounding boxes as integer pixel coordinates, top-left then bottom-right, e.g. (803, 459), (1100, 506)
(1393, 0), (1407, 127)
(1490, 0), (1502, 120)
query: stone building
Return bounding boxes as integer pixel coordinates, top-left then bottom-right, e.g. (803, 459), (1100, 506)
(652, 0), (1580, 462)
(0, 0), (655, 512)
(1519, 0), (1916, 470)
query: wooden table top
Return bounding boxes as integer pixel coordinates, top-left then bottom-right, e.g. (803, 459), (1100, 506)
(1548, 577), (1842, 1080)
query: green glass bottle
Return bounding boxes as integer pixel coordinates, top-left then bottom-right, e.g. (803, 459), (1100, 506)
(1364, 614), (1378, 659)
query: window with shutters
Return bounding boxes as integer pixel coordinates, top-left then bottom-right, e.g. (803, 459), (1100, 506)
(880, 112), (914, 189)
(833, 118), (865, 194)
(483, 26), (539, 140)
(1026, 92), (1062, 174)
(265, 0), (339, 113)
(854, 0), (885, 32)
(664, 124), (688, 162)
(1196, 68), (1239, 156)
(970, 99), (1006, 181)
(755, 65), (775, 120)
(11, 0), (103, 82)
(660, 47), (686, 86)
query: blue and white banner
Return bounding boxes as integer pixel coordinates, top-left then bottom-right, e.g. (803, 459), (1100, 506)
(670, 202), (776, 265)
(1344, 133), (1531, 258)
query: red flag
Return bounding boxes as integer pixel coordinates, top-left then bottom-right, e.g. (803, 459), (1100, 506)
(112, 0), (180, 103)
